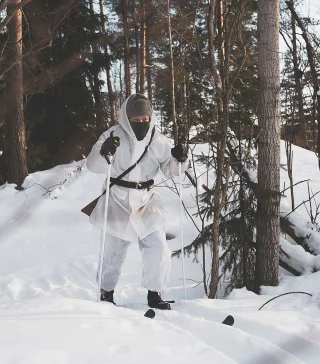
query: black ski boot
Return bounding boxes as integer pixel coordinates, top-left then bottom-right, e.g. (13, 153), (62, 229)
(100, 289), (116, 305)
(148, 290), (171, 310)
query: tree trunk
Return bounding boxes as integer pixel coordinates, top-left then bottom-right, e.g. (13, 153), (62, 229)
(255, 0), (281, 291)
(290, 0), (307, 149)
(217, 0), (224, 75)
(208, 0), (220, 299)
(122, 0), (131, 97)
(225, 138), (317, 257)
(133, 2), (140, 94)
(286, 1), (320, 165)
(140, 0), (146, 94)
(167, 0), (178, 143)
(208, 0), (222, 120)
(0, 0), (33, 33)
(5, 0), (28, 189)
(119, 62), (124, 104)
(89, 0), (103, 132)
(99, 0), (117, 126)
(146, 20), (152, 101)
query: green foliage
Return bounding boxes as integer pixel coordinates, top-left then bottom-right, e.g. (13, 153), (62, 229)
(219, 181), (257, 294)
(1, 0), (261, 295)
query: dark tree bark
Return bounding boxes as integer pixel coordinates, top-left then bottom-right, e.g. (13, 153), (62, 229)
(146, 18), (152, 101)
(139, 0), (146, 94)
(207, 0), (231, 299)
(0, 0), (33, 33)
(5, 0), (28, 189)
(289, 0), (308, 149)
(132, 2), (140, 94)
(122, 0), (131, 97)
(89, 0), (103, 132)
(167, 0), (177, 143)
(255, 0), (281, 290)
(208, 0), (219, 299)
(208, 0), (222, 120)
(286, 1), (320, 166)
(99, 0), (117, 126)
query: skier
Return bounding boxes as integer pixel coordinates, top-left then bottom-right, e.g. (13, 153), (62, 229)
(86, 94), (188, 310)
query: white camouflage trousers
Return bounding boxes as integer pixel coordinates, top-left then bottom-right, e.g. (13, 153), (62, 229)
(98, 229), (171, 292)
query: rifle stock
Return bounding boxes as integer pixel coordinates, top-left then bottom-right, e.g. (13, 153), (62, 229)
(81, 192), (105, 216)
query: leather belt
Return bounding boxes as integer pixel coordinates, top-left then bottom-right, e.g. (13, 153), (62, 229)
(110, 177), (154, 190)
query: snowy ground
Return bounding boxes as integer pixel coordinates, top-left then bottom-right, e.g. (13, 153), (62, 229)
(0, 141), (320, 363)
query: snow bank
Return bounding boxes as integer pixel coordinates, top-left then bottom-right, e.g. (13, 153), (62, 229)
(0, 141), (320, 363)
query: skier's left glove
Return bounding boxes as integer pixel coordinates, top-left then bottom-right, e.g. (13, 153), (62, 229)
(171, 144), (188, 163)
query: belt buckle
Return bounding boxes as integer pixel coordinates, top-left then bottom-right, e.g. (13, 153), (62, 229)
(136, 182), (142, 190)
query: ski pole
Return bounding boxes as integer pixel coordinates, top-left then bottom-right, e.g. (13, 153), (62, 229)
(179, 161), (187, 300)
(97, 157), (113, 302)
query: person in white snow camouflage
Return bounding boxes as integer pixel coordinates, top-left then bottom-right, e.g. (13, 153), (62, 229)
(86, 94), (188, 310)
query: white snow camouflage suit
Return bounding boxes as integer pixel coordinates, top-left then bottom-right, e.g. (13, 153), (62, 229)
(86, 96), (188, 292)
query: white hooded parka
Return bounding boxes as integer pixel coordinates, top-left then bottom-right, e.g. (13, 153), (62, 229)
(86, 96), (188, 242)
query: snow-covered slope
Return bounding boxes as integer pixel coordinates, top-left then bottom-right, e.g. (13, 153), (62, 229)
(0, 141), (320, 363)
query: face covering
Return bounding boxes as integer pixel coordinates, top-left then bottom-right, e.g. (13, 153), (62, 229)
(130, 122), (150, 141)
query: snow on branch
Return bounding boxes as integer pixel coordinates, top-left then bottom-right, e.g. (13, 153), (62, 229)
(49, 163), (84, 199)
(22, 163), (84, 198)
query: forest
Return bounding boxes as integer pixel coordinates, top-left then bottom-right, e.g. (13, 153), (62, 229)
(1, 0), (320, 299)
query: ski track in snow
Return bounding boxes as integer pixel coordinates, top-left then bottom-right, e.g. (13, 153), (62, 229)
(175, 302), (320, 364)
(0, 298), (236, 364)
(123, 302), (313, 364)
(1, 143), (320, 363)
(155, 311), (304, 364)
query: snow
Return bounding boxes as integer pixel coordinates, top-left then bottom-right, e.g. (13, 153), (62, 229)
(280, 237), (320, 273)
(0, 141), (320, 363)
(279, 144), (320, 255)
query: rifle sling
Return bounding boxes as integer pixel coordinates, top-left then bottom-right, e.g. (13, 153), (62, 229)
(81, 126), (155, 216)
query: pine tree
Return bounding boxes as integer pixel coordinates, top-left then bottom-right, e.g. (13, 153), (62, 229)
(4, 0), (28, 189)
(255, 0), (281, 290)
(22, 0), (103, 170)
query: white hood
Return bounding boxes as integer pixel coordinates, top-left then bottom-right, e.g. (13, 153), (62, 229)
(117, 96), (156, 144)
(86, 95), (189, 240)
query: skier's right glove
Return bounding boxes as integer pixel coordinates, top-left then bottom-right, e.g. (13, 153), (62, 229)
(100, 131), (120, 164)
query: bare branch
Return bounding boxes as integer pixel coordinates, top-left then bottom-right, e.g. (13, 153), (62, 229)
(259, 291), (312, 311)
(0, 0), (34, 33)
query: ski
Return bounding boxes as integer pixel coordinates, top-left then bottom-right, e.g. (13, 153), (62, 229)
(222, 315), (234, 326)
(144, 310), (234, 326)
